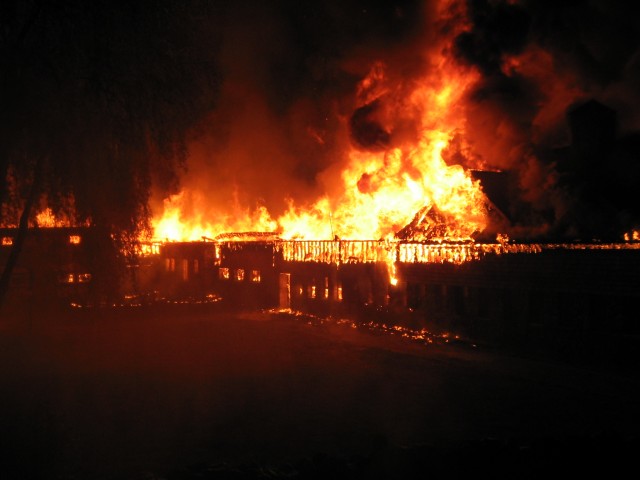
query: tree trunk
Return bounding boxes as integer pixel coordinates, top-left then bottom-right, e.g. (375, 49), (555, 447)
(0, 159), (42, 309)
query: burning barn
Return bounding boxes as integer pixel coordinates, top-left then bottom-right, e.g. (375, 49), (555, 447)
(131, 232), (281, 307)
(139, 240), (217, 302)
(140, 233), (639, 360)
(136, 0), (640, 354)
(209, 233), (281, 309)
(2, 0), (638, 369)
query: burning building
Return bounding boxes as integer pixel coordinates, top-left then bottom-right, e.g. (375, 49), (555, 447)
(3, 1), (639, 363)
(148, 1), (640, 246)
(129, 234), (639, 367)
(127, 0), (640, 358)
(0, 226), (104, 308)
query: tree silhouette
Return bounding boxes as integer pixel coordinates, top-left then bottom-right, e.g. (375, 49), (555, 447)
(0, 0), (220, 306)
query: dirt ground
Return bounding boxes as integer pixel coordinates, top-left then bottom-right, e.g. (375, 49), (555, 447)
(1, 305), (639, 479)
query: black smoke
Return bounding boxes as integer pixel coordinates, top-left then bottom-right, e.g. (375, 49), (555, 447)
(167, 0), (429, 218)
(350, 100), (391, 151)
(451, 0), (640, 239)
(454, 0), (531, 75)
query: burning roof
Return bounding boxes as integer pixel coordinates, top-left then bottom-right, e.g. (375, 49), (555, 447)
(213, 232), (281, 242)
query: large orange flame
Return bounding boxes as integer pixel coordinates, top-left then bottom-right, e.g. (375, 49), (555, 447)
(150, 0), (489, 242)
(152, 190), (277, 241)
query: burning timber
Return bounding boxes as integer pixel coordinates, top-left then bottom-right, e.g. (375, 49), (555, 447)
(140, 237), (640, 330)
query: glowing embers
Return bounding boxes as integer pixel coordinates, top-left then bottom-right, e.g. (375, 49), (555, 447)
(69, 235), (81, 245)
(138, 242), (161, 256)
(235, 269), (245, 281)
(282, 310), (464, 348)
(251, 270), (261, 283)
(166, 258), (176, 272)
(61, 273), (74, 284)
(1, 236), (12, 246)
(293, 276), (341, 302)
(59, 273), (92, 284)
(218, 266), (261, 283)
(623, 229), (640, 241)
(181, 259), (189, 281)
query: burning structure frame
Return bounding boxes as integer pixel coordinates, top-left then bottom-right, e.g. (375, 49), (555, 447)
(3, 228), (639, 361)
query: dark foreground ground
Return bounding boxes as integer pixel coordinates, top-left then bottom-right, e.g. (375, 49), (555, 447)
(1, 305), (639, 479)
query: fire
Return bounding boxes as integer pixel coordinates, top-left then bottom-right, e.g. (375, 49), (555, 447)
(624, 230), (640, 242)
(32, 206), (82, 229)
(35, 208), (70, 228)
(152, 190), (277, 241)
(278, 43), (487, 241)
(149, 0), (489, 243)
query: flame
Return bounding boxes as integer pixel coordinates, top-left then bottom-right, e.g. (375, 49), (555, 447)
(149, 0), (489, 243)
(623, 229), (640, 242)
(33, 207), (82, 228)
(152, 190), (278, 241)
(278, 45), (487, 241)
(35, 208), (70, 228)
